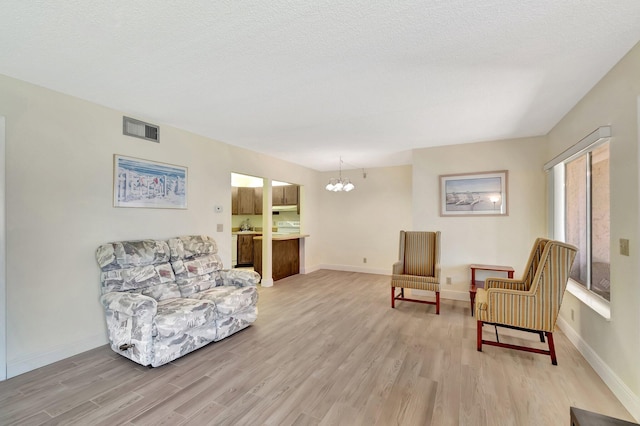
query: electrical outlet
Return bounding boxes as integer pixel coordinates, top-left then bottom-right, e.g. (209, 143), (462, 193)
(216, 224), (223, 232)
(446, 277), (452, 284)
(620, 238), (629, 256)
(363, 257), (367, 263)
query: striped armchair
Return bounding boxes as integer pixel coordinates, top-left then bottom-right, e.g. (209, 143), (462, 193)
(476, 239), (577, 365)
(390, 231), (441, 314)
(485, 237), (550, 291)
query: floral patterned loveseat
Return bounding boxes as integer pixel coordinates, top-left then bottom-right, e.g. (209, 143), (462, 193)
(96, 235), (259, 367)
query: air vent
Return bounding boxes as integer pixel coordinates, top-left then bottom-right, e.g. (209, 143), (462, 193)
(123, 116), (159, 142)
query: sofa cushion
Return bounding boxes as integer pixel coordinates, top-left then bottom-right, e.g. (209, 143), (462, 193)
(195, 286), (258, 319)
(168, 235), (224, 297)
(97, 240), (180, 301)
(97, 240), (170, 271)
(168, 235), (218, 261)
(153, 298), (216, 339)
(171, 253), (223, 294)
(100, 263), (180, 301)
(171, 254), (223, 280)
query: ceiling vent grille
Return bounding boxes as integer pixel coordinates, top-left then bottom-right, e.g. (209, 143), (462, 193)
(123, 116), (159, 142)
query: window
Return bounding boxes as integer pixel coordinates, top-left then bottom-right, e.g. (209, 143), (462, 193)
(565, 143), (610, 301)
(545, 127), (611, 316)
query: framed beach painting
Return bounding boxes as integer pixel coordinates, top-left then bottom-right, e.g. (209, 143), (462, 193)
(439, 170), (508, 216)
(113, 155), (188, 209)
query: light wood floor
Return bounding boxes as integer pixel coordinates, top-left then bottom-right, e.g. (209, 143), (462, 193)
(0, 270), (634, 425)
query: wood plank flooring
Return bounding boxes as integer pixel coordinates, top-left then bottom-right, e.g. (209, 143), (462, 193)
(0, 270), (634, 425)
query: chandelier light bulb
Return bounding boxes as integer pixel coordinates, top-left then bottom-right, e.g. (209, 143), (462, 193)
(343, 180), (354, 192)
(324, 157), (357, 192)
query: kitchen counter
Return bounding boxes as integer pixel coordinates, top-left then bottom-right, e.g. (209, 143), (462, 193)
(253, 235), (309, 281)
(253, 234), (309, 241)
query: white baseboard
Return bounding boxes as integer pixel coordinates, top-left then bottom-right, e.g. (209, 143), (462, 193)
(6, 332), (107, 379)
(440, 289), (469, 302)
(317, 264), (390, 275)
(311, 267), (471, 302)
(557, 316), (640, 422)
(302, 264), (322, 274)
(411, 288), (468, 302)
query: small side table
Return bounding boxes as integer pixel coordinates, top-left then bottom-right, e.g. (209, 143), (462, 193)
(469, 264), (514, 316)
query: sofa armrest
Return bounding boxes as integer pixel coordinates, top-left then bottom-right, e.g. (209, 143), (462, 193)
(217, 269), (261, 287)
(100, 292), (157, 317)
(392, 261), (404, 275)
(484, 277), (527, 291)
(99, 292), (157, 366)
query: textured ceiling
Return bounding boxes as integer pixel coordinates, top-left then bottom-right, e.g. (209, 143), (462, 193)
(1, 1), (640, 171)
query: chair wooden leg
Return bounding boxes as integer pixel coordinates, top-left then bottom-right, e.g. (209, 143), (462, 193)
(547, 332), (557, 365)
(477, 321), (483, 351)
(390, 287), (439, 314)
(539, 331), (545, 343)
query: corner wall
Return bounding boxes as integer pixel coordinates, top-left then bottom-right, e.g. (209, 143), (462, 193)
(0, 74), (320, 377)
(316, 165), (412, 274)
(548, 42), (640, 419)
(412, 137), (548, 300)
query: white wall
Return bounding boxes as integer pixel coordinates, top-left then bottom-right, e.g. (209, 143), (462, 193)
(2, 45), (639, 420)
(0, 116), (5, 381)
(548, 42), (640, 419)
(0, 74), (320, 377)
(316, 165), (412, 274)
(412, 137), (548, 300)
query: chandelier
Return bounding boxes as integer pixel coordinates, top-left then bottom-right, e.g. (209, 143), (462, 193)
(325, 157), (355, 192)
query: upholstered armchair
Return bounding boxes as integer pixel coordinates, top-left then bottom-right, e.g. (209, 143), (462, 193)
(391, 231), (441, 314)
(484, 237), (550, 291)
(476, 240), (577, 365)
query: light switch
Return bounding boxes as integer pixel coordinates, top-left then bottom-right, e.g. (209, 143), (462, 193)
(620, 238), (629, 256)
(217, 224), (223, 232)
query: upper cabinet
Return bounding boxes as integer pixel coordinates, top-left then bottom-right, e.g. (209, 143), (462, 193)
(254, 187), (263, 215)
(231, 187), (239, 215)
(273, 185), (299, 206)
(232, 184), (299, 215)
(237, 187), (255, 215)
(231, 187), (264, 215)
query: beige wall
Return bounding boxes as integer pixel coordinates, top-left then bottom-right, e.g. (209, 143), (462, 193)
(412, 137), (548, 299)
(316, 165), (412, 274)
(548, 42), (640, 415)
(0, 74), (320, 377)
(2, 41), (639, 418)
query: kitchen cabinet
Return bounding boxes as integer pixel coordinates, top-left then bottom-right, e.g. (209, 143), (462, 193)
(237, 233), (256, 266)
(237, 187), (255, 215)
(284, 185), (298, 205)
(232, 187), (263, 215)
(231, 187), (238, 215)
(273, 185), (299, 206)
(254, 187), (263, 214)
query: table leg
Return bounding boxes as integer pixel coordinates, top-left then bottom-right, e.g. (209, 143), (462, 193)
(470, 268), (476, 316)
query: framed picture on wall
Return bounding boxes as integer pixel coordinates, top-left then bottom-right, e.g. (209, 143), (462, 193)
(113, 155), (188, 209)
(439, 170), (508, 216)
